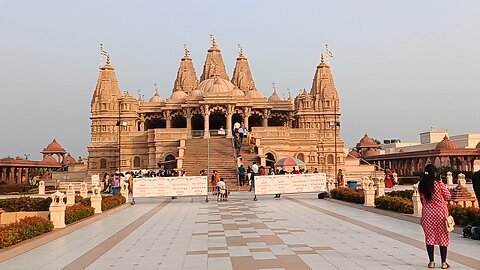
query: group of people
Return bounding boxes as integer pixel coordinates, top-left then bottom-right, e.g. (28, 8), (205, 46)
(233, 122), (257, 156)
(209, 170), (228, 201)
(101, 172), (133, 195)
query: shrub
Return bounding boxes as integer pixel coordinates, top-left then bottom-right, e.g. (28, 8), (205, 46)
(65, 205), (94, 224)
(0, 184), (36, 194)
(0, 197), (51, 212)
(0, 216), (54, 249)
(375, 196), (414, 214)
(330, 188), (364, 204)
(75, 195), (91, 207)
(101, 194), (126, 211)
(386, 190), (414, 200)
(448, 204), (480, 226)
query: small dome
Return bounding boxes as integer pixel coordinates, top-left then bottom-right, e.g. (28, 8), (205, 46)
(347, 149), (361, 159)
(42, 154), (58, 164)
(42, 139), (66, 153)
(63, 153), (76, 165)
(476, 141), (480, 148)
(356, 134), (379, 148)
(149, 90), (165, 103)
(188, 89), (204, 101)
(246, 89), (265, 99)
(205, 78), (231, 96)
(232, 87), (245, 97)
(268, 90), (282, 102)
(435, 136), (457, 150)
(197, 77), (235, 94)
(364, 148), (379, 157)
(168, 90), (188, 103)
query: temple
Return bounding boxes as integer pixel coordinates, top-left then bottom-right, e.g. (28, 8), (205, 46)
(87, 37), (345, 184)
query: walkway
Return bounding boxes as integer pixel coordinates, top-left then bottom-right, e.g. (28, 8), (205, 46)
(1, 193), (479, 270)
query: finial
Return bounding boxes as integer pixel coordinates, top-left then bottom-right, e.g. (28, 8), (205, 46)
(154, 83), (159, 95)
(99, 44), (108, 68)
(287, 88), (292, 100)
(106, 54), (111, 64)
(209, 34), (217, 47)
(137, 89), (142, 100)
(320, 53), (325, 63)
(272, 83), (277, 93)
(237, 44), (244, 57)
(183, 44), (190, 57)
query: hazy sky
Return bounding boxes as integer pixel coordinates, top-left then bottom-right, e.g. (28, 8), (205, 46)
(1, 0), (479, 160)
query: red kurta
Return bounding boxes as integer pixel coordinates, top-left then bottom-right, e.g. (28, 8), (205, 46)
(420, 181), (451, 246)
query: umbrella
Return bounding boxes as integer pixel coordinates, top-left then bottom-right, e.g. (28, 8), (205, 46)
(275, 157), (306, 167)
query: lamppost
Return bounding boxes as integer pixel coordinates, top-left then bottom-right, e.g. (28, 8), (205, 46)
(117, 100), (127, 174)
(329, 103), (340, 182)
(24, 153), (30, 160)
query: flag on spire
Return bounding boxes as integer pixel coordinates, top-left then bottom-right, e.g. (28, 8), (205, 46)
(100, 44), (108, 56)
(325, 44), (333, 58)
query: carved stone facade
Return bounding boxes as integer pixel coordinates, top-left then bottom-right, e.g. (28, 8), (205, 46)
(87, 37), (345, 177)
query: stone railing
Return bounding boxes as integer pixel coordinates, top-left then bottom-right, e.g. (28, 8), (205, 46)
(150, 128), (188, 141)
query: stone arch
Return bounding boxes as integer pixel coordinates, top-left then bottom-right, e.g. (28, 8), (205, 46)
(248, 111), (262, 130)
(100, 158), (107, 169)
(268, 113), (287, 127)
(209, 107), (226, 130)
(265, 152), (276, 169)
(133, 156), (141, 168)
(296, 153), (305, 162)
(326, 154), (334, 164)
(163, 153), (177, 171)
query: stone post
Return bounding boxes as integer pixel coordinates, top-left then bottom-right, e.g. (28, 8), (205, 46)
(326, 177), (336, 192)
(375, 177), (385, 197)
(121, 182), (129, 202)
(49, 191), (66, 229)
(91, 185), (102, 214)
(80, 182), (88, 198)
(458, 173), (466, 186)
(66, 184), (75, 206)
(392, 172), (398, 185)
(363, 177), (375, 207)
(38, 180), (45, 195)
(446, 171), (453, 186)
(412, 183), (422, 217)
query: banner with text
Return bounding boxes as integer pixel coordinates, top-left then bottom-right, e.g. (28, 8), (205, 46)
(133, 176), (208, 198)
(254, 173), (327, 195)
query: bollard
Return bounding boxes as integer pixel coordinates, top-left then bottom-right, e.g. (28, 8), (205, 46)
(363, 177), (375, 207)
(121, 182), (129, 202)
(375, 177), (385, 198)
(80, 182), (88, 198)
(458, 173), (466, 187)
(91, 185), (102, 214)
(412, 183), (422, 217)
(446, 172), (453, 186)
(326, 177), (336, 192)
(38, 181), (45, 195)
(49, 191), (66, 229)
(66, 184), (75, 206)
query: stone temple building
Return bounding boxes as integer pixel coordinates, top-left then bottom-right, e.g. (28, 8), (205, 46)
(87, 37), (344, 184)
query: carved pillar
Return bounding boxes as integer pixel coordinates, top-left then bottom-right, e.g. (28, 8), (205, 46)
(202, 105), (210, 138)
(165, 110), (172, 128)
(226, 105), (234, 138)
(24, 168), (29, 183)
(185, 108), (192, 139)
(243, 107), (251, 131)
(1, 167), (5, 182)
(140, 114), (145, 131)
(262, 109), (270, 127)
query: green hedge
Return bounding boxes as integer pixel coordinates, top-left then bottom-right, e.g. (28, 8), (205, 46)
(65, 205), (95, 225)
(75, 195), (91, 207)
(330, 188), (364, 204)
(0, 197), (51, 212)
(386, 190), (413, 200)
(0, 216), (54, 249)
(101, 194), (126, 211)
(375, 196), (413, 214)
(448, 205), (480, 226)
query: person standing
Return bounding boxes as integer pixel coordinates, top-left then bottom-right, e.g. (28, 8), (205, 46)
(238, 164), (246, 186)
(336, 169), (344, 188)
(250, 162), (259, 192)
(385, 169), (394, 188)
(419, 164), (452, 269)
(234, 135), (242, 157)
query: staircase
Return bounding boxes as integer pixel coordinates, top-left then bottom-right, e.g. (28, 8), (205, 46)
(182, 138), (238, 187)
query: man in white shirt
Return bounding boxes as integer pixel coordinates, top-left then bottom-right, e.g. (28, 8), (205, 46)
(250, 162), (259, 192)
(217, 178), (227, 201)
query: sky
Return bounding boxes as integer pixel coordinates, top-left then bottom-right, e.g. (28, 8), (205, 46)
(1, 0), (479, 160)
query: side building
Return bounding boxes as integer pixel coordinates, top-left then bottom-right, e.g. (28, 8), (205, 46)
(87, 37), (345, 184)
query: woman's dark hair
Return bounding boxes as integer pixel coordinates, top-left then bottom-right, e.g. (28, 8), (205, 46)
(419, 164), (437, 201)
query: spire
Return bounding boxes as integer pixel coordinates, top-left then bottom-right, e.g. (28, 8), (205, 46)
(200, 35), (229, 82)
(310, 53), (338, 107)
(91, 54), (121, 105)
(231, 45), (257, 92)
(173, 45), (198, 93)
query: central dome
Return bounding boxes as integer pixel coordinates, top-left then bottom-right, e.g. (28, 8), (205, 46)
(197, 77), (235, 94)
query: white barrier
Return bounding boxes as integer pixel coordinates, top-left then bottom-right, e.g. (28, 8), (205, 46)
(254, 173), (327, 195)
(133, 176), (208, 198)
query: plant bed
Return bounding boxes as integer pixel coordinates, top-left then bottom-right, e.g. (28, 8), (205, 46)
(386, 190), (414, 200)
(101, 194), (126, 211)
(0, 197), (51, 212)
(0, 216), (54, 249)
(0, 184), (38, 195)
(375, 195), (414, 214)
(448, 204), (480, 227)
(330, 188), (364, 204)
(65, 205), (94, 225)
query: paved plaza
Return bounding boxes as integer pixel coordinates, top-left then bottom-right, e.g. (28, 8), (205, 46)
(1, 192), (479, 270)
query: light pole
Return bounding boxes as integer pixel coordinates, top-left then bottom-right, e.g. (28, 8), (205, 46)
(24, 153), (30, 160)
(329, 102), (340, 182)
(117, 100), (127, 174)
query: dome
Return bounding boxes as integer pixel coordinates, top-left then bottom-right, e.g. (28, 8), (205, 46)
(42, 139), (66, 154)
(356, 134), (379, 148)
(42, 154), (58, 164)
(63, 153), (76, 165)
(188, 89), (204, 101)
(435, 136), (457, 150)
(347, 149), (361, 159)
(197, 77), (235, 94)
(232, 87), (245, 97)
(205, 78), (231, 96)
(364, 148), (379, 157)
(149, 90), (165, 103)
(476, 141), (480, 148)
(168, 90), (188, 103)
(246, 89), (265, 99)
(268, 90), (282, 102)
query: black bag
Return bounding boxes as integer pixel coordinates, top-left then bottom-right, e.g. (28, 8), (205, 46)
(471, 226), (480, 240)
(463, 225), (473, 238)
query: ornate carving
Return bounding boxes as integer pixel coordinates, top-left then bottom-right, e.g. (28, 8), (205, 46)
(209, 105), (227, 114)
(201, 105), (210, 116)
(226, 104), (235, 115)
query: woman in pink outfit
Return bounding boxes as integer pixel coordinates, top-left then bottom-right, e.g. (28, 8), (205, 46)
(419, 164), (452, 269)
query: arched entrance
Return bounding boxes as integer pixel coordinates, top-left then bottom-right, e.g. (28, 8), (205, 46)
(145, 119), (166, 129)
(232, 113), (243, 127)
(164, 154), (176, 171)
(171, 116), (186, 128)
(266, 153), (276, 169)
(248, 114), (262, 130)
(268, 117), (284, 126)
(210, 112), (226, 130)
(297, 153), (305, 162)
(191, 114), (204, 131)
